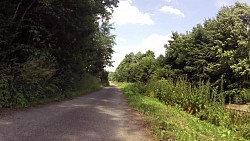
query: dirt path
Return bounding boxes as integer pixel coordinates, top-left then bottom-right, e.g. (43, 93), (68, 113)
(0, 85), (151, 141)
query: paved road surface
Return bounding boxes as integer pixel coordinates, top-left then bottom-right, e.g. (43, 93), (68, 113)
(0, 84), (150, 141)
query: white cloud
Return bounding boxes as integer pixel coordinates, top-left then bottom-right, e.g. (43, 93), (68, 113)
(137, 34), (171, 57)
(106, 34), (171, 72)
(160, 6), (185, 18)
(111, 0), (154, 25)
(165, 0), (172, 2)
(106, 46), (132, 72)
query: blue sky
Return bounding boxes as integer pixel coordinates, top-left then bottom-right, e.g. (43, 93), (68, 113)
(106, 0), (250, 72)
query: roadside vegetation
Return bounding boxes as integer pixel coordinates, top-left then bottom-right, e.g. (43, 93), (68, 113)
(115, 82), (250, 140)
(112, 2), (250, 141)
(0, 0), (118, 108)
(114, 2), (250, 104)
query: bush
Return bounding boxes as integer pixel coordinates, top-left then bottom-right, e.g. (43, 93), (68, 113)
(198, 104), (230, 126)
(100, 70), (110, 86)
(145, 79), (212, 114)
(240, 89), (250, 104)
(227, 111), (250, 139)
(0, 73), (101, 108)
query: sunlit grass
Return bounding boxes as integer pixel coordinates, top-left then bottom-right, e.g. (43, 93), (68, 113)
(114, 82), (246, 141)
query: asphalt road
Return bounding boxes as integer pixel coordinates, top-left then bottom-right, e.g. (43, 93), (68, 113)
(0, 84), (150, 141)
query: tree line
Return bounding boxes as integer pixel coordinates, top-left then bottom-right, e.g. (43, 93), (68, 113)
(114, 2), (250, 103)
(0, 0), (118, 107)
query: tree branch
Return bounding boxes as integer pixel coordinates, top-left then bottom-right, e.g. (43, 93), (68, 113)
(17, 0), (36, 28)
(12, 0), (24, 21)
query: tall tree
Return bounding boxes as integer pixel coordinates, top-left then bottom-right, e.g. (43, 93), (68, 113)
(164, 2), (250, 102)
(0, 0), (118, 107)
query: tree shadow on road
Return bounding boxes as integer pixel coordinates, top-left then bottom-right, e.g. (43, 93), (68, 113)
(0, 86), (150, 141)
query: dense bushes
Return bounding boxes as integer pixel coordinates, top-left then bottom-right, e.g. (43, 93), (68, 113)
(0, 0), (117, 108)
(0, 73), (104, 108)
(145, 79), (213, 114)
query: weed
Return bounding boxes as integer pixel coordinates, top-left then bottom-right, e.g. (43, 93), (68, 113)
(114, 82), (245, 141)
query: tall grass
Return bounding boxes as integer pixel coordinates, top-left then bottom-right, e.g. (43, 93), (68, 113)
(145, 79), (214, 114)
(115, 82), (246, 140)
(116, 78), (250, 140)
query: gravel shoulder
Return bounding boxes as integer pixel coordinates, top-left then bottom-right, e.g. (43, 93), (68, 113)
(0, 84), (151, 141)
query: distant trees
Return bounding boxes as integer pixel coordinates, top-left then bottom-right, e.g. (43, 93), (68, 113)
(0, 0), (118, 107)
(114, 51), (156, 83)
(114, 2), (250, 103)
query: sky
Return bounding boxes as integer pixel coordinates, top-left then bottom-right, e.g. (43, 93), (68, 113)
(106, 0), (250, 72)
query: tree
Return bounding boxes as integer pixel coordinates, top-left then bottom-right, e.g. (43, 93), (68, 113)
(114, 51), (156, 83)
(164, 2), (250, 103)
(0, 0), (118, 107)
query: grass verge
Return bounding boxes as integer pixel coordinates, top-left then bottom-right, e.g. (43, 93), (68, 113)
(114, 82), (246, 141)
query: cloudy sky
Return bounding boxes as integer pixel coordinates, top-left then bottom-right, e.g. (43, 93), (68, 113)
(106, 0), (250, 72)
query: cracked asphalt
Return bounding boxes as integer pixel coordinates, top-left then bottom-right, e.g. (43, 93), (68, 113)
(0, 84), (151, 141)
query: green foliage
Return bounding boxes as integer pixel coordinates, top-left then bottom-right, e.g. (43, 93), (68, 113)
(239, 89), (250, 104)
(115, 79), (250, 140)
(115, 82), (244, 141)
(114, 51), (156, 83)
(162, 2), (250, 103)
(108, 71), (115, 81)
(198, 104), (230, 126)
(113, 2), (250, 140)
(99, 70), (110, 86)
(0, 0), (118, 108)
(68, 74), (101, 98)
(145, 79), (213, 115)
(115, 2), (250, 104)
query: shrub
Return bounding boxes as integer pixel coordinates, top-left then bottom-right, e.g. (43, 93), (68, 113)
(145, 79), (212, 114)
(198, 104), (230, 126)
(240, 89), (250, 104)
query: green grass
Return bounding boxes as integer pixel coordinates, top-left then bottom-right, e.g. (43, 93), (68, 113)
(114, 82), (247, 141)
